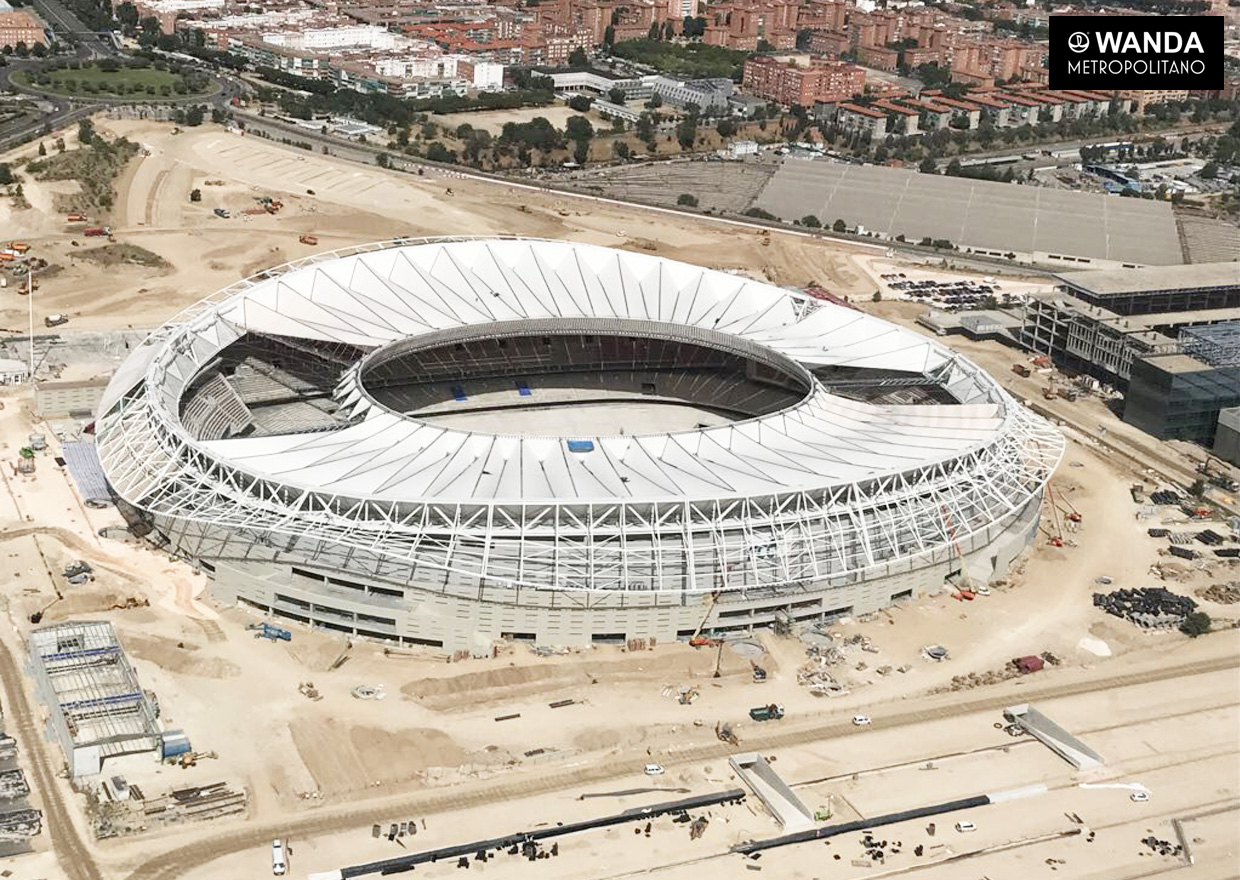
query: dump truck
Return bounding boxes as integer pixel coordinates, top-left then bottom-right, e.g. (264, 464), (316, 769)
(299, 234), (318, 246)
(44, 314), (69, 327)
(1012, 364), (1031, 378)
(749, 703), (785, 722)
(66, 213), (87, 222)
(83, 226), (111, 237)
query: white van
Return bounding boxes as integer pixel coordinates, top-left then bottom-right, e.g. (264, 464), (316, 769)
(271, 839), (287, 875)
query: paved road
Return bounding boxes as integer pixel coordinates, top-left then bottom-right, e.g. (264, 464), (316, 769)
(27, 0), (116, 59)
(121, 650), (1239, 880)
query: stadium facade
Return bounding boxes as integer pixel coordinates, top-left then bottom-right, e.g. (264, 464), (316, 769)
(96, 238), (1063, 650)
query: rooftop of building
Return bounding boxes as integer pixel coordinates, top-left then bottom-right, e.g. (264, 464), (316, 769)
(1056, 262), (1240, 296)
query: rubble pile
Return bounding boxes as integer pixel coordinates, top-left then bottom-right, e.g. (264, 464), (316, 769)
(1093, 587), (1197, 628)
(1139, 835), (1183, 858)
(1198, 582), (1240, 605)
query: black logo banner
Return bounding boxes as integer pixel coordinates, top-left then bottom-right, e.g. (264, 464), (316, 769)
(1049, 15), (1222, 90)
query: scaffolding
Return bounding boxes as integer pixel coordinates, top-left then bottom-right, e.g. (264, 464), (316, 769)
(27, 622), (162, 778)
(1180, 321), (1240, 368)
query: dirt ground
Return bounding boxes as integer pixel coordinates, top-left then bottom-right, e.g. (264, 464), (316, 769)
(0, 116), (1235, 880)
(1, 117), (892, 335)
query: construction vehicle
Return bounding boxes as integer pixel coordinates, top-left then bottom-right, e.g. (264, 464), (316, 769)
(751, 664), (768, 683)
(748, 703), (785, 722)
(66, 213), (87, 223)
(44, 314), (69, 328)
(1198, 456), (1238, 491)
(1056, 387), (1079, 402)
(1041, 387), (1056, 400)
(715, 721), (739, 746)
(213, 208), (231, 219)
(83, 226), (111, 237)
(298, 234), (318, 246)
(247, 622), (292, 642)
(1012, 364), (1031, 378)
(11, 242), (30, 254)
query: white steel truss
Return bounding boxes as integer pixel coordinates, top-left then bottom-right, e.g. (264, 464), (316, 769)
(97, 238), (1064, 595)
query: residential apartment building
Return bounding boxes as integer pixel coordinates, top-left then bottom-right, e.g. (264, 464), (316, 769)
(0, 5), (46, 47)
(742, 55), (864, 107)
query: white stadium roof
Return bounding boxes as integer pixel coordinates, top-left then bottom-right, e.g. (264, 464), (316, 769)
(97, 238), (1063, 595)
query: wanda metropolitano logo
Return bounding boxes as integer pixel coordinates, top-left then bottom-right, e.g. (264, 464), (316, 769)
(1049, 15), (1223, 89)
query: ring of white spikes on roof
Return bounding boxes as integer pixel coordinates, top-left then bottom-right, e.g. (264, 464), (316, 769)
(96, 238), (1063, 593)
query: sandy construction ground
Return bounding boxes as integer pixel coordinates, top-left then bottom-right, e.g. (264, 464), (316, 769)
(0, 117), (1235, 880)
(2, 118), (891, 337)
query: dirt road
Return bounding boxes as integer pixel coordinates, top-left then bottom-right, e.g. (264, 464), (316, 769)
(119, 646), (1238, 880)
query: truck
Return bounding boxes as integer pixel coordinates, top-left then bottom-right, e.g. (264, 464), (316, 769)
(83, 226), (111, 237)
(748, 703), (785, 722)
(66, 213), (88, 223)
(1056, 387), (1079, 402)
(213, 208), (231, 219)
(1012, 364), (1031, 378)
(44, 314), (69, 327)
(298, 234), (318, 246)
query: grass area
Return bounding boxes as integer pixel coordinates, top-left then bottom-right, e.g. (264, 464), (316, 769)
(14, 64), (214, 100)
(610, 40), (748, 80)
(76, 244), (170, 269)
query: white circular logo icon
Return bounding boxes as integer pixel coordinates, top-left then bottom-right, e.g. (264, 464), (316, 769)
(1068, 32), (1090, 53)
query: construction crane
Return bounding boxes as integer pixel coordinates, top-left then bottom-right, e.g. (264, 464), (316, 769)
(940, 504), (976, 599)
(689, 590), (721, 646)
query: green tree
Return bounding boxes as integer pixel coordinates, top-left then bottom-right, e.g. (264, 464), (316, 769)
(1180, 612), (1211, 638)
(676, 114), (697, 149)
(184, 105), (205, 127)
(37, 142), (46, 157)
(832, 218), (846, 232)
(565, 115), (594, 142)
(715, 118), (736, 138)
(608, 87), (625, 105)
(677, 193), (698, 206)
(426, 141), (456, 163)
(604, 25), (615, 47)
(568, 94), (592, 112)
(919, 157), (937, 174)
(613, 141), (631, 160)
(646, 93), (663, 109)
(744, 207), (776, 220)
(1200, 161), (1218, 180)
(0, 163), (11, 185)
(801, 214), (821, 228)
(77, 118), (94, 145)
(568, 46), (589, 68)
(376, 152), (391, 168)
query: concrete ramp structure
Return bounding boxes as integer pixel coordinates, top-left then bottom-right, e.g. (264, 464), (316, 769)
(1005, 703), (1104, 770)
(729, 753), (814, 831)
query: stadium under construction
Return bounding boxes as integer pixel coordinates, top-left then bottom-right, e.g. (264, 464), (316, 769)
(96, 238), (1063, 650)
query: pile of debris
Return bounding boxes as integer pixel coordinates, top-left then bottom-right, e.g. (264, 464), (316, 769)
(1139, 835), (1183, 858)
(1198, 582), (1240, 605)
(0, 809), (42, 840)
(1093, 587), (1197, 628)
(796, 656), (847, 697)
(298, 682), (323, 701)
(0, 770), (30, 799)
(930, 667), (1022, 693)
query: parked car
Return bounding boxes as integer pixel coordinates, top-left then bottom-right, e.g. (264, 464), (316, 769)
(852, 715), (872, 726)
(955, 821), (977, 833)
(644, 763), (665, 776)
(1130, 791), (1150, 802)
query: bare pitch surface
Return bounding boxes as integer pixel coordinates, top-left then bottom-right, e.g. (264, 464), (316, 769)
(753, 160), (1183, 265)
